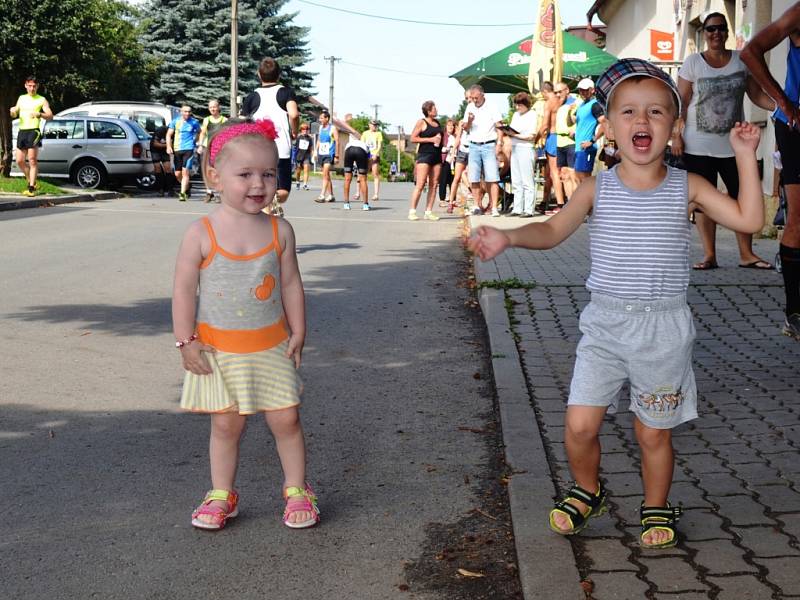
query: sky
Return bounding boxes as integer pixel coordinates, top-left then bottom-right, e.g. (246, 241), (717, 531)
(283, 0), (597, 132)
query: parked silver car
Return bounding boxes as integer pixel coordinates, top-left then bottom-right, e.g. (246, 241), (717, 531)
(12, 116), (153, 189)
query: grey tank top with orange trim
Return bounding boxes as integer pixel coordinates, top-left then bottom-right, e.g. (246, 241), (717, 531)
(196, 216), (284, 332)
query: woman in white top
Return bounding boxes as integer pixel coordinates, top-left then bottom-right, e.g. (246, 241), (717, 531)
(672, 12), (775, 270)
(507, 92), (539, 217)
(439, 119), (457, 209)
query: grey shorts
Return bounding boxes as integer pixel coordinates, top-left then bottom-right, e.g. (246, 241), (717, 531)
(568, 293), (698, 429)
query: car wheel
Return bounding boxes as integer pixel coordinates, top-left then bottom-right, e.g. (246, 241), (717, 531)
(72, 160), (107, 189)
(136, 173), (158, 191)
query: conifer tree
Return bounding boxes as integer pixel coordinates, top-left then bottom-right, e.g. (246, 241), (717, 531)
(140, 0), (312, 114)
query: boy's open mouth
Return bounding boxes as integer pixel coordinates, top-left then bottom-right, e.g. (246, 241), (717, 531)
(632, 132), (652, 149)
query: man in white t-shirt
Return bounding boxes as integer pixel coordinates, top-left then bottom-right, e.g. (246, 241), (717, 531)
(464, 84), (504, 216)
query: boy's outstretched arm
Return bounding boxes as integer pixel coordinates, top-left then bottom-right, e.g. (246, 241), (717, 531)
(688, 122), (764, 234)
(468, 178), (595, 261)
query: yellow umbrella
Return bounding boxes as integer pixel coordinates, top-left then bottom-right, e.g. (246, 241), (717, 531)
(527, 0), (563, 93)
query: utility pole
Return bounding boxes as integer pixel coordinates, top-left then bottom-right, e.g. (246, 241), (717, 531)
(230, 0), (238, 117)
(323, 56), (341, 116)
(370, 104), (381, 122)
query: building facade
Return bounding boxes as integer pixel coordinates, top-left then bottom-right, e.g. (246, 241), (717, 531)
(589, 0), (794, 193)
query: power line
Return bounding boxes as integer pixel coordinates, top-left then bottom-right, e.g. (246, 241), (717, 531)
(339, 60), (447, 78)
(296, 0), (529, 27)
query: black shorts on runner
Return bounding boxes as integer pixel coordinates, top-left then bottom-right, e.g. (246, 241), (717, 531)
(295, 153), (311, 166)
(344, 147), (369, 175)
(277, 158), (292, 191)
(416, 153), (439, 166)
(557, 144), (575, 169)
(173, 150), (194, 172)
(775, 119), (800, 185)
(151, 150), (169, 163)
(17, 129), (42, 150)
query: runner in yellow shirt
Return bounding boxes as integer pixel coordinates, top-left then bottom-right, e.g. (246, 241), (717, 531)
(361, 120), (384, 201)
(198, 99), (228, 202)
(9, 76), (53, 197)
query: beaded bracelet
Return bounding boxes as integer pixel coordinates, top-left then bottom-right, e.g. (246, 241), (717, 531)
(175, 333), (198, 349)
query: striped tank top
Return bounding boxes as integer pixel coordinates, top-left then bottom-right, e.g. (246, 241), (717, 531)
(586, 165), (690, 300)
(196, 216), (288, 353)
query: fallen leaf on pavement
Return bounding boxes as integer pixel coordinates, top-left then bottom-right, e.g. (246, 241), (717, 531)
(457, 568), (485, 578)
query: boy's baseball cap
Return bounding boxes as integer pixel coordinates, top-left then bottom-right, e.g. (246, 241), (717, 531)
(595, 58), (681, 113)
(576, 78), (595, 90)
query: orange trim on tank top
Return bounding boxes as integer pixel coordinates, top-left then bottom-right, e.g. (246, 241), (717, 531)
(196, 319), (289, 353)
(199, 216), (280, 268)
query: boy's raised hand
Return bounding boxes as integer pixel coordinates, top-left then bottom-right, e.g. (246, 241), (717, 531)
(729, 121), (761, 153)
(468, 226), (511, 262)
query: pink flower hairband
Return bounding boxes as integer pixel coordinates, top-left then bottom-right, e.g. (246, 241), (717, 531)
(208, 119), (279, 166)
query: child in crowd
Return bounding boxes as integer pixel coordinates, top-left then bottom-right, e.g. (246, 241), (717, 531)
(172, 118), (319, 531)
(469, 59), (763, 548)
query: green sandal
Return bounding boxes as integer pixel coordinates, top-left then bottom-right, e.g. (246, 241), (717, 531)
(549, 481), (608, 535)
(640, 503), (682, 548)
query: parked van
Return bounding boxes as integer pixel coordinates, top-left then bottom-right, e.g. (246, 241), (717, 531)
(56, 101), (180, 134)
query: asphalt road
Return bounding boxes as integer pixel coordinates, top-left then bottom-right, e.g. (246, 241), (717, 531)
(0, 183), (511, 599)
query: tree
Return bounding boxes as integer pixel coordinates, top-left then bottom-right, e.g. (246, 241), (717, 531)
(0, 0), (157, 174)
(139, 0), (313, 116)
(346, 114), (388, 135)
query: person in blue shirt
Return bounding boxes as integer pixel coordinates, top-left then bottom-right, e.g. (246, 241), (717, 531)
(573, 78), (606, 185)
(167, 105), (202, 202)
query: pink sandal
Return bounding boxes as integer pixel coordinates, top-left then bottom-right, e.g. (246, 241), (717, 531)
(283, 483), (320, 529)
(191, 489), (239, 530)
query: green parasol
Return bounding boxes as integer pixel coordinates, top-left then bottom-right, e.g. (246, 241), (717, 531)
(451, 31), (618, 93)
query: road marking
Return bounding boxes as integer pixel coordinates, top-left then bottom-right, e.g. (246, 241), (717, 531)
(60, 205), (457, 224)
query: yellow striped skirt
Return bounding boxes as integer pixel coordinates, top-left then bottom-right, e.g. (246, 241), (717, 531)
(180, 342), (302, 414)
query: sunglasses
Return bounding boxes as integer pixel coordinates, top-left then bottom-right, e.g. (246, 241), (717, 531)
(704, 25), (728, 33)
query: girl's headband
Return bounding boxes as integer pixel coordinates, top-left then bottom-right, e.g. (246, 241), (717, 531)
(208, 119), (278, 166)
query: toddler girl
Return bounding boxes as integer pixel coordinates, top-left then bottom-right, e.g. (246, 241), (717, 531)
(172, 118), (319, 530)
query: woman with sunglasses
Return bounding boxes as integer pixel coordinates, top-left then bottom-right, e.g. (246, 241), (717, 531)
(672, 12), (776, 271)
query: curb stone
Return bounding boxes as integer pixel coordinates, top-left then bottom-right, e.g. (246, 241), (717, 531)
(477, 285), (584, 599)
(0, 190), (121, 211)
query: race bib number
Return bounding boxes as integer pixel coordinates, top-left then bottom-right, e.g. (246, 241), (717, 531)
(366, 140), (377, 150)
(298, 139), (310, 150)
(319, 142), (331, 155)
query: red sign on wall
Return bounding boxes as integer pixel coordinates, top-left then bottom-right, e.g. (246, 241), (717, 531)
(650, 29), (675, 61)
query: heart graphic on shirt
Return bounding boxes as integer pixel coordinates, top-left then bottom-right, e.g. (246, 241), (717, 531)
(255, 274), (276, 301)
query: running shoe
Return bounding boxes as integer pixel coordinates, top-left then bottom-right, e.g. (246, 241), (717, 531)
(471, 206), (483, 215)
(303, 184), (309, 191)
(296, 181), (301, 190)
(362, 203), (371, 211)
(326, 195), (335, 202)
(371, 194), (379, 201)
(179, 192), (187, 202)
(353, 193), (360, 200)
(491, 208), (501, 217)
(408, 210), (419, 221)
(424, 211), (440, 221)
(343, 202), (351, 210)
(202, 192), (214, 203)
(783, 314), (800, 341)
(314, 195), (326, 203)
(22, 189), (35, 197)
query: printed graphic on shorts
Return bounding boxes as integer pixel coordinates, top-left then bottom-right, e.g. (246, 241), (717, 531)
(635, 385), (685, 419)
(695, 72), (745, 134)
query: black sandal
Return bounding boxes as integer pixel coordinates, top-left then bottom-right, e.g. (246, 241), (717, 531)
(548, 481), (608, 535)
(640, 503), (682, 548)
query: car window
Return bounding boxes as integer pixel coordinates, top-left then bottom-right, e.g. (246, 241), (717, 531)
(127, 120), (150, 141)
(43, 120), (85, 140)
(88, 121), (127, 140)
(134, 112), (165, 134)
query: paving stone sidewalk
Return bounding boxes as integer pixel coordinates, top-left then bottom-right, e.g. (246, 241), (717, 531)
(474, 217), (800, 599)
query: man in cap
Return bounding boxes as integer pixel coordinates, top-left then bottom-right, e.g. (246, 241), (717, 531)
(573, 78), (606, 184)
